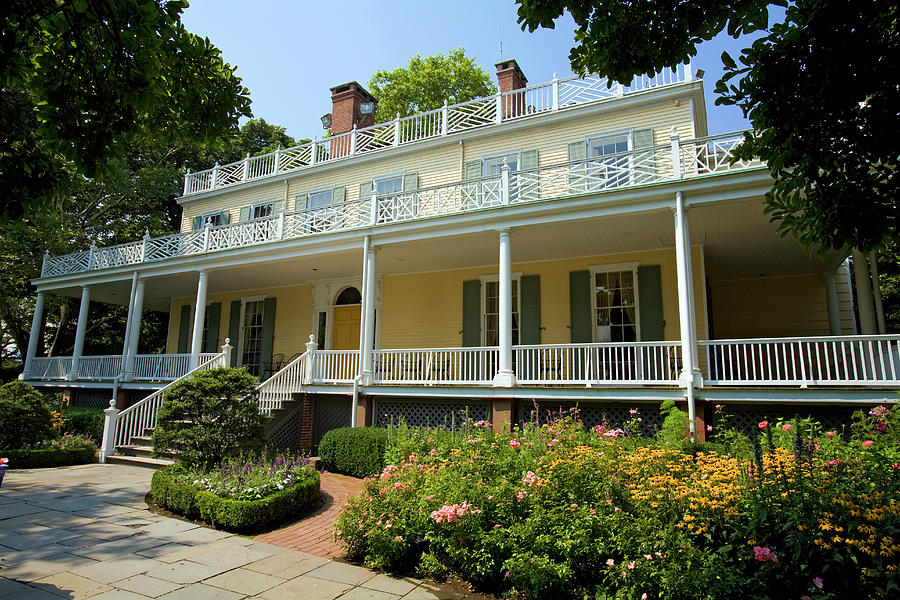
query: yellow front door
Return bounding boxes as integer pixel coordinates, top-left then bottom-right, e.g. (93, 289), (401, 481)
(333, 305), (361, 350)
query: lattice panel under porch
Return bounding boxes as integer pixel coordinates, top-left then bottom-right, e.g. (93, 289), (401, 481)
(373, 399), (491, 428)
(711, 405), (869, 438)
(269, 402), (303, 450)
(517, 401), (664, 436)
(314, 397), (352, 448)
(74, 389), (114, 409)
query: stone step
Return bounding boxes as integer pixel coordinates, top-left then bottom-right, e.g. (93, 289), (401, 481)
(106, 454), (173, 469)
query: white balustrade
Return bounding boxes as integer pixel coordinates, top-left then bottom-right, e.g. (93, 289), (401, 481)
(114, 351), (226, 449)
(312, 350), (360, 383)
(256, 351), (309, 413)
(372, 347), (499, 385)
(77, 356), (123, 380)
(701, 335), (900, 386)
(130, 353), (216, 381)
(28, 357), (73, 380)
(41, 131), (757, 278)
(515, 343), (682, 385)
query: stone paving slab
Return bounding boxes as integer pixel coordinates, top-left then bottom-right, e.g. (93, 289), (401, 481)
(0, 464), (446, 600)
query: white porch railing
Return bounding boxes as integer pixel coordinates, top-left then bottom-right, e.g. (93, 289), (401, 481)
(132, 353), (216, 381)
(701, 335), (900, 386)
(77, 356), (122, 380)
(29, 357), (73, 380)
(515, 342), (683, 385)
(257, 351), (310, 413)
(114, 351), (227, 449)
(312, 350), (360, 384)
(372, 347), (499, 385)
(182, 66), (692, 196)
(40, 131), (760, 278)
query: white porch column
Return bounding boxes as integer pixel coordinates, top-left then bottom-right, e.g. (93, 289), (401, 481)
(493, 229), (517, 387)
(123, 277), (145, 379)
(824, 272), (842, 335)
(68, 286), (91, 380)
(22, 291), (46, 379)
(362, 244), (378, 384)
(851, 248), (877, 335)
(358, 237), (371, 379)
(189, 270), (209, 369)
(869, 251), (886, 334)
(673, 192), (700, 436)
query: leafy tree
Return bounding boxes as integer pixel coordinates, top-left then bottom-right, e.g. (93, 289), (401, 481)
(151, 367), (268, 468)
(368, 48), (497, 123)
(221, 119), (302, 163)
(515, 0), (899, 254)
(1, 0), (252, 221)
(0, 381), (54, 448)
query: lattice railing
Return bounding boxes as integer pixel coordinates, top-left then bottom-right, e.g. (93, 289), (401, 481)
(41, 131), (764, 278)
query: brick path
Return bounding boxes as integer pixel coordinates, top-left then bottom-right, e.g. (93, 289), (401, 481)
(256, 471), (366, 558)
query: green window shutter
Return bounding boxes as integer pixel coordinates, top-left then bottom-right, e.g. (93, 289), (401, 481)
(359, 181), (374, 225)
(191, 216), (203, 231)
(520, 275), (541, 345)
(462, 280), (481, 347)
(569, 270), (592, 343)
(259, 297), (277, 378)
(218, 210), (230, 225)
(177, 305), (192, 354)
(638, 265), (664, 341)
(359, 181), (373, 198)
(228, 300), (241, 366)
(203, 302), (221, 353)
(403, 171), (418, 191)
(633, 128), (655, 149)
(567, 141), (587, 194)
(332, 186), (345, 203)
(273, 199), (284, 214)
(465, 160), (482, 179)
(239, 206), (251, 222)
(295, 194), (309, 211)
(520, 149), (538, 171)
(567, 141), (587, 161)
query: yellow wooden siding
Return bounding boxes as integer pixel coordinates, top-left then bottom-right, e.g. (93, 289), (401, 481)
(380, 247), (707, 349)
(709, 275), (837, 338)
(166, 285), (313, 360)
(180, 96), (695, 232)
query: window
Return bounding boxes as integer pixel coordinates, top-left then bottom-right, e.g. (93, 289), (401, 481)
(239, 300), (265, 376)
(481, 276), (521, 346)
(374, 174), (403, 196)
(587, 132), (631, 188)
(250, 202), (273, 220)
(483, 152), (520, 201)
(308, 189), (333, 208)
(199, 211), (222, 227)
(591, 265), (639, 342)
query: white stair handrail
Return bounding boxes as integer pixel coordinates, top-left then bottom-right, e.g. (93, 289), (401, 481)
(256, 336), (318, 413)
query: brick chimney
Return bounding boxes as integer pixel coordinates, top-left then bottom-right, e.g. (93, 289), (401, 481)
(329, 81), (378, 135)
(495, 59), (528, 118)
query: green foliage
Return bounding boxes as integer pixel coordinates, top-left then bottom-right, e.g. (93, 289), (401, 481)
(0, 381), (54, 448)
(337, 407), (900, 598)
(657, 398), (689, 449)
(61, 407), (104, 443)
(516, 0), (899, 253)
(151, 459), (320, 533)
(368, 48), (496, 123)
(318, 427), (389, 478)
(151, 368), (268, 469)
(0, 446), (96, 469)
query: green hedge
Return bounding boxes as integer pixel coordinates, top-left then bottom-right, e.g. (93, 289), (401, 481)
(151, 465), (320, 533)
(62, 407), (104, 443)
(318, 426), (388, 478)
(0, 447), (96, 469)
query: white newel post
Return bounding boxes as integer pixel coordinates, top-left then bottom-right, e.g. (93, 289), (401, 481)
(357, 238), (371, 379)
(393, 114), (401, 147)
(869, 251), (887, 334)
(124, 277), (145, 380)
(189, 270), (209, 369)
(824, 272), (842, 335)
(183, 169), (191, 196)
(22, 291), (46, 379)
(674, 192), (701, 437)
(441, 101), (449, 136)
(362, 244), (377, 383)
(851, 248), (877, 335)
(304, 335), (317, 384)
(68, 285), (92, 381)
(242, 154), (250, 181)
(222, 338), (233, 367)
(99, 393), (119, 464)
(350, 125), (358, 156)
(493, 229), (517, 387)
(551, 73), (560, 111)
(495, 93), (503, 124)
(500, 165), (511, 205)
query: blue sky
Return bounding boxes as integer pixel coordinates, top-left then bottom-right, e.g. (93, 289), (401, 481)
(182, 1), (773, 141)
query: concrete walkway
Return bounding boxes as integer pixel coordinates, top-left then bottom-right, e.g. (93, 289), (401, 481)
(0, 464), (454, 599)
(256, 473), (365, 558)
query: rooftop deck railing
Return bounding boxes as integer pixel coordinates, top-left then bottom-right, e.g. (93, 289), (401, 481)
(183, 66), (693, 196)
(40, 131), (761, 279)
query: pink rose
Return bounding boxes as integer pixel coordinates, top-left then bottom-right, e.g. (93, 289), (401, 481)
(606, 558), (615, 566)
(826, 458), (842, 466)
(782, 424), (792, 431)
(509, 439), (521, 448)
(813, 576), (823, 589)
(753, 546), (779, 563)
(862, 440), (874, 447)
(759, 421), (768, 429)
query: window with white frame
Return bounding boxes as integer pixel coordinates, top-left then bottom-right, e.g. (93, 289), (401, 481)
(483, 152), (520, 201)
(250, 201), (273, 220)
(199, 211), (223, 227)
(481, 275), (521, 346)
(587, 132), (631, 188)
(374, 174), (403, 196)
(591, 265), (639, 343)
(239, 299), (265, 376)
(308, 189), (333, 208)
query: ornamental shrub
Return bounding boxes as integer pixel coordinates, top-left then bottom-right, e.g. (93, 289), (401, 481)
(61, 406), (104, 443)
(0, 381), (54, 448)
(151, 367), (268, 469)
(318, 427), (388, 477)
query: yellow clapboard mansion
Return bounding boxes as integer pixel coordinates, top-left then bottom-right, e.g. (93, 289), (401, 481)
(23, 60), (898, 463)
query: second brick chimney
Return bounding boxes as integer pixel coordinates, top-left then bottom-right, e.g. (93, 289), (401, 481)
(495, 59), (528, 118)
(329, 82), (378, 135)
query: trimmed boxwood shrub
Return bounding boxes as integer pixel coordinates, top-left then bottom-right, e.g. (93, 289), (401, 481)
(151, 464), (320, 533)
(318, 426), (388, 478)
(0, 447), (96, 469)
(0, 381), (54, 448)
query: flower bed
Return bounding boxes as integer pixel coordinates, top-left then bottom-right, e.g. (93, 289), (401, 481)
(337, 405), (900, 599)
(0, 434), (97, 469)
(151, 453), (320, 533)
